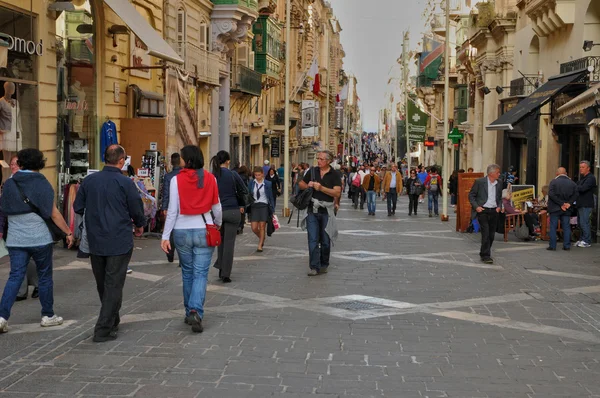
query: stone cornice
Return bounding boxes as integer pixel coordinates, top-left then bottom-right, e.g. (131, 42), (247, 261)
(525, 0), (575, 37)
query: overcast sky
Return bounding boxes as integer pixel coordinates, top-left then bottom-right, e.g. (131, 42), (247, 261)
(329, 0), (428, 132)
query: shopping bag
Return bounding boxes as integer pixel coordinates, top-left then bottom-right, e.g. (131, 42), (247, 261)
(272, 215), (280, 230)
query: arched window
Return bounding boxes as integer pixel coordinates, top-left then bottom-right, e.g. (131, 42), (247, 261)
(528, 35), (539, 75)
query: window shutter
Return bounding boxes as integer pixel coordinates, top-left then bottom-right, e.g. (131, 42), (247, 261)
(249, 48), (255, 70)
(177, 9), (186, 59)
(199, 23), (207, 51)
(236, 44), (248, 67)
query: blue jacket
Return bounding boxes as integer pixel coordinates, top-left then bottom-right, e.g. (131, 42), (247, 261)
(100, 120), (118, 162)
(248, 179), (275, 213)
(161, 167), (181, 210)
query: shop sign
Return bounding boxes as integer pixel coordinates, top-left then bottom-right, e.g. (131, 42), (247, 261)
(334, 101), (344, 130)
(271, 136), (280, 158)
(130, 33), (151, 79)
(0, 33), (43, 56)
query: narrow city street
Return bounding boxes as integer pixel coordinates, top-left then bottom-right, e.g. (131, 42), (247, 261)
(1, 195), (600, 397)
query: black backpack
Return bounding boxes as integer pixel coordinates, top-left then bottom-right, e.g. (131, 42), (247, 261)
(290, 167), (315, 210)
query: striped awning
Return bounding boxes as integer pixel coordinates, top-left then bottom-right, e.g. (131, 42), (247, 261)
(556, 83), (600, 120)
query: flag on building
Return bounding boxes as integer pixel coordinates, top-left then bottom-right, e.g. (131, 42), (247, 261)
(419, 36), (444, 79)
(313, 72), (320, 95)
(306, 58), (319, 94)
(407, 100), (428, 142)
(337, 83), (349, 102)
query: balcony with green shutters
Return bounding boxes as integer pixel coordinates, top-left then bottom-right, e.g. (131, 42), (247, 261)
(252, 16), (282, 79)
(211, 0), (258, 11)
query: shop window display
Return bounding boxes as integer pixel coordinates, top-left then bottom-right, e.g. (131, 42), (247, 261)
(0, 7), (39, 184)
(55, 3), (96, 186)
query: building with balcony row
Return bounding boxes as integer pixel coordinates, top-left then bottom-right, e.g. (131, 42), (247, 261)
(0, 0), (355, 196)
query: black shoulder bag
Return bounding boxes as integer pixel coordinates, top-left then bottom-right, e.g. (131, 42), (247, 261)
(233, 171), (254, 207)
(13, 181), (67, 243)
(290, 167), (315, 210)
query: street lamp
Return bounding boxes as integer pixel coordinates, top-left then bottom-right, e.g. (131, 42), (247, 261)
(583, 40), (600, 52)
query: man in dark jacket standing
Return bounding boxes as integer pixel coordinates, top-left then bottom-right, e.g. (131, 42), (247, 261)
(575, 160), (596, 248)
(74, 145), (146, 342)
(161, 153), (182, 262)
(469, 164), (503, 264)
(547, 167), (578, 251)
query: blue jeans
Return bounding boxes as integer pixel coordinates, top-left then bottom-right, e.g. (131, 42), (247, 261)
(0, 244), (55, 320)
(428, 191), (439, 214)
(387, 188), (398, 214)
(578, 207), (593, 244)
(549, 213), (571, 249)
(367, 191), (377, 214)
(306, 212), (331, 271)
(174, 229), (215, 318)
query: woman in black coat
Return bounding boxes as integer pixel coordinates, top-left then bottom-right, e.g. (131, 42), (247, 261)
(266, 167), (281, 208)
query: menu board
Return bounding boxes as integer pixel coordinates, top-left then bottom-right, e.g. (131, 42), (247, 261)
(456, 172), (484, 232)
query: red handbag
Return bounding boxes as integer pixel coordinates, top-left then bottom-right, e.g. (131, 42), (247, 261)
(202, 213), (222, 247)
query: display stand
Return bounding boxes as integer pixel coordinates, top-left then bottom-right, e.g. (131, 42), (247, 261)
(456, 173), (484, 232)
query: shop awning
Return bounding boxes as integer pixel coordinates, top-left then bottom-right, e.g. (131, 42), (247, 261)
(589, 118), (600, 143)
(556, 83), (600, 120)
(104, 0), (184, 65)
(486, 70), (588, 131)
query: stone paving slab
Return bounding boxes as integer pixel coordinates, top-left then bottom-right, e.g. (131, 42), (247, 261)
(2, 196), (600, 396)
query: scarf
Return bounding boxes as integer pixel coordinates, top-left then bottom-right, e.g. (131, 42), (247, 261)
(177, 168), (219, 215)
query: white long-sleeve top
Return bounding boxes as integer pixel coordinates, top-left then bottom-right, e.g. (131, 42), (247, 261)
(161, 176), (223, 240)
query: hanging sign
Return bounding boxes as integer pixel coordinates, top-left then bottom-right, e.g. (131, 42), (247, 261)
(271, 136), (280, 158)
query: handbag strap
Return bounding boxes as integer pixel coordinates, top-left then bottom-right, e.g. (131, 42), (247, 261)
(200, 211), (216, 226)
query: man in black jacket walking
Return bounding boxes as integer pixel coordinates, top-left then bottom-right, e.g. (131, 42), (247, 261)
(74, 145), (146, 342)
(575, 161), (596, 248)
(547, 167), (578, 251)
(469, 164), (503, 264)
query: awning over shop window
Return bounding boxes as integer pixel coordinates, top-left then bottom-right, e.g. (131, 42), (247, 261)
(556, 83), (600, 120)
(589, 118), (600, 143)
(486, 70), (588, 131)
(104, 0), (184, 65)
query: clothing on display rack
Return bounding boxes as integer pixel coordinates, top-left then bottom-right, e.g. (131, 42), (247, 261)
(100, 120), (118, 162)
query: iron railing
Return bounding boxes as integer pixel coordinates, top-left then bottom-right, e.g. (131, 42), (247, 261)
(167, 40), (220, 85)
(560, 56), (600, 82)
(509, 76), (543, 97)
(211, 0), (258, 10)
(231, 64), (263, 96)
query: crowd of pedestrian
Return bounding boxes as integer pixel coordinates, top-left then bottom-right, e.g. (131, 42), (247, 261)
(0, 142), (597, 341)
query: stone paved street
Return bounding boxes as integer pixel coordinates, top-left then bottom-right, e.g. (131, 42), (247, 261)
(2, 195), (600, 397)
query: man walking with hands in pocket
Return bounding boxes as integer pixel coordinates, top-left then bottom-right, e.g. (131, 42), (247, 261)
(469, 164), (503, 264)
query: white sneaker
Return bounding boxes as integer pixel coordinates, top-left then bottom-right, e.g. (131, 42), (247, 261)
(0, 317), (7, 333)
(127, 268), (133, 274)
(580, 242), (591, 248)
(41, 315), (63, 327)
(574, 240), (582, 247)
